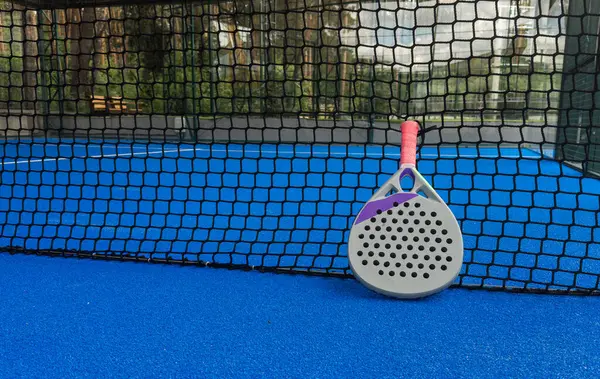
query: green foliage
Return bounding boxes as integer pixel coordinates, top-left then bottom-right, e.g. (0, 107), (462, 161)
(0, 56), (23, 107)
(0, 2), (562, 121)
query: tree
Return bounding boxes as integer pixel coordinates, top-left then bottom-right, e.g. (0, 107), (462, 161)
(23, 8), (38, 110)
(65, 7), (95, 111)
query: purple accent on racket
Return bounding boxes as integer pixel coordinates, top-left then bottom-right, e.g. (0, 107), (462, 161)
(401, 168), (415, 179)
(355, 193), (418, 224)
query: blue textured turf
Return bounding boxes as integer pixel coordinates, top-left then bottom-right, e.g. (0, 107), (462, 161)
(1, 140), (599, 290)
(0, 253), (599, 378)
(1, 140), (600, 290)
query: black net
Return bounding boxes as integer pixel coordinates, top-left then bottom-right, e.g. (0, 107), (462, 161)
(557, 0), (600, 176)
(1, 0), (599, 294)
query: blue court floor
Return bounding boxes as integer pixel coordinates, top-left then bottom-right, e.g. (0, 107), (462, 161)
(0, 139), (599, 291)
(1, 139), (599, 377)
(0, 253), (599, 378)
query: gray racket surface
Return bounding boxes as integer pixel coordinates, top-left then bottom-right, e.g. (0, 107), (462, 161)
(348, 167), (463, 299)
(348, 119), (464, 300)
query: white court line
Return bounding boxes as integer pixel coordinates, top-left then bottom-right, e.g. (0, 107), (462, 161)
(0, 145), (535, 166)
(252, 151), (526, 159)
(1, 144), (151, 166)
(0, 148), (189, 166)
(208, 149), (528, 159)
(22, 143), (146, 150)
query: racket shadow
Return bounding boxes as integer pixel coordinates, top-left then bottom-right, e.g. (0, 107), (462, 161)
(328, 277), (449, 302)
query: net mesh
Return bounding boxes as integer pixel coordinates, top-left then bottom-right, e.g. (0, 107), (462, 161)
(1, 0), (599, 294)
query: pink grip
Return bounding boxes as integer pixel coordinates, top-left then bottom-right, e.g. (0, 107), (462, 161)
(401, 121), (420, 166)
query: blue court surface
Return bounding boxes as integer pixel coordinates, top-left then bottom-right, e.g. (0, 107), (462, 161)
(0, 139), (599, 290)
(0, 139), (599, 377)
(1, 253), (599, 378)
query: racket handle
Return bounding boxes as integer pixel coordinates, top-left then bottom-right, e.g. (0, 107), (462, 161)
(401, 121), (420, 166)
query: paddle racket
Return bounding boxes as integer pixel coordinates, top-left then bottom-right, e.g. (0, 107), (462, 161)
(348, 120), (463, 299)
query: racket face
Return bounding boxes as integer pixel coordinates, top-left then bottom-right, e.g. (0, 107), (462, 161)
(348, 167), (463, 299)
